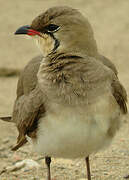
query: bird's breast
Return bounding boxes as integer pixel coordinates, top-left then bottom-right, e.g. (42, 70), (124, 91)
(32, 94), (120, 158)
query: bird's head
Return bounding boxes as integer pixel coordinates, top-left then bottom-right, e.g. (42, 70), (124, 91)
(15, 6), (98, 57)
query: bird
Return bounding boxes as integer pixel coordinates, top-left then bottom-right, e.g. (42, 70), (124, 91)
(0, 6), (127, 180)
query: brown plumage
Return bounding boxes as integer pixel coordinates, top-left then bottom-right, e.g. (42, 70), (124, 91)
(12, 56), (45, 150)
(1, 6), (127, 180)
(11, 53), (127, 151)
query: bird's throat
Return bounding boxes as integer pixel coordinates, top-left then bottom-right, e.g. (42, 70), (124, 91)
(34, 34), (55, 57)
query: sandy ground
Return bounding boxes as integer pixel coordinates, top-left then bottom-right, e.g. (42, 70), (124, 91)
(0, 0), (129, 179)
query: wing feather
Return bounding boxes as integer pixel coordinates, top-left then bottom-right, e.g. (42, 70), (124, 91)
(12, 56), (45, 150)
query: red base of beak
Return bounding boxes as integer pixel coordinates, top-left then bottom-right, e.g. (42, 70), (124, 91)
(27, 29), (41, 36)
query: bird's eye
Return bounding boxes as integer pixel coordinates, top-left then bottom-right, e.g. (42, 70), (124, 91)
(45, 24), (60, 33)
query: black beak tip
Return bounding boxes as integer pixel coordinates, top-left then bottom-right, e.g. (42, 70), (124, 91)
(14, 29), (21, 35)
(14, 25), (30, 35)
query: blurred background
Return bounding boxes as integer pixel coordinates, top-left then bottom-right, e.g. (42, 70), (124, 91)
(0, 0), (129, 179)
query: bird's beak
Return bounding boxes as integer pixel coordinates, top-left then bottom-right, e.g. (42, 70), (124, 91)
(15, 25), (41, 36)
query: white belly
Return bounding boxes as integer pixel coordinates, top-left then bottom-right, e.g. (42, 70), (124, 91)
(32, 96), (120, 158)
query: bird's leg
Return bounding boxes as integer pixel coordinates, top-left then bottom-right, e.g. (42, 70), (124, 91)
(85, 156), (91, 180)
(45, 157), (51, 180)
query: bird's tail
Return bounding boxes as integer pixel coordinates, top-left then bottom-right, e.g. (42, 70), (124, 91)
(0, 116), (12, 122)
